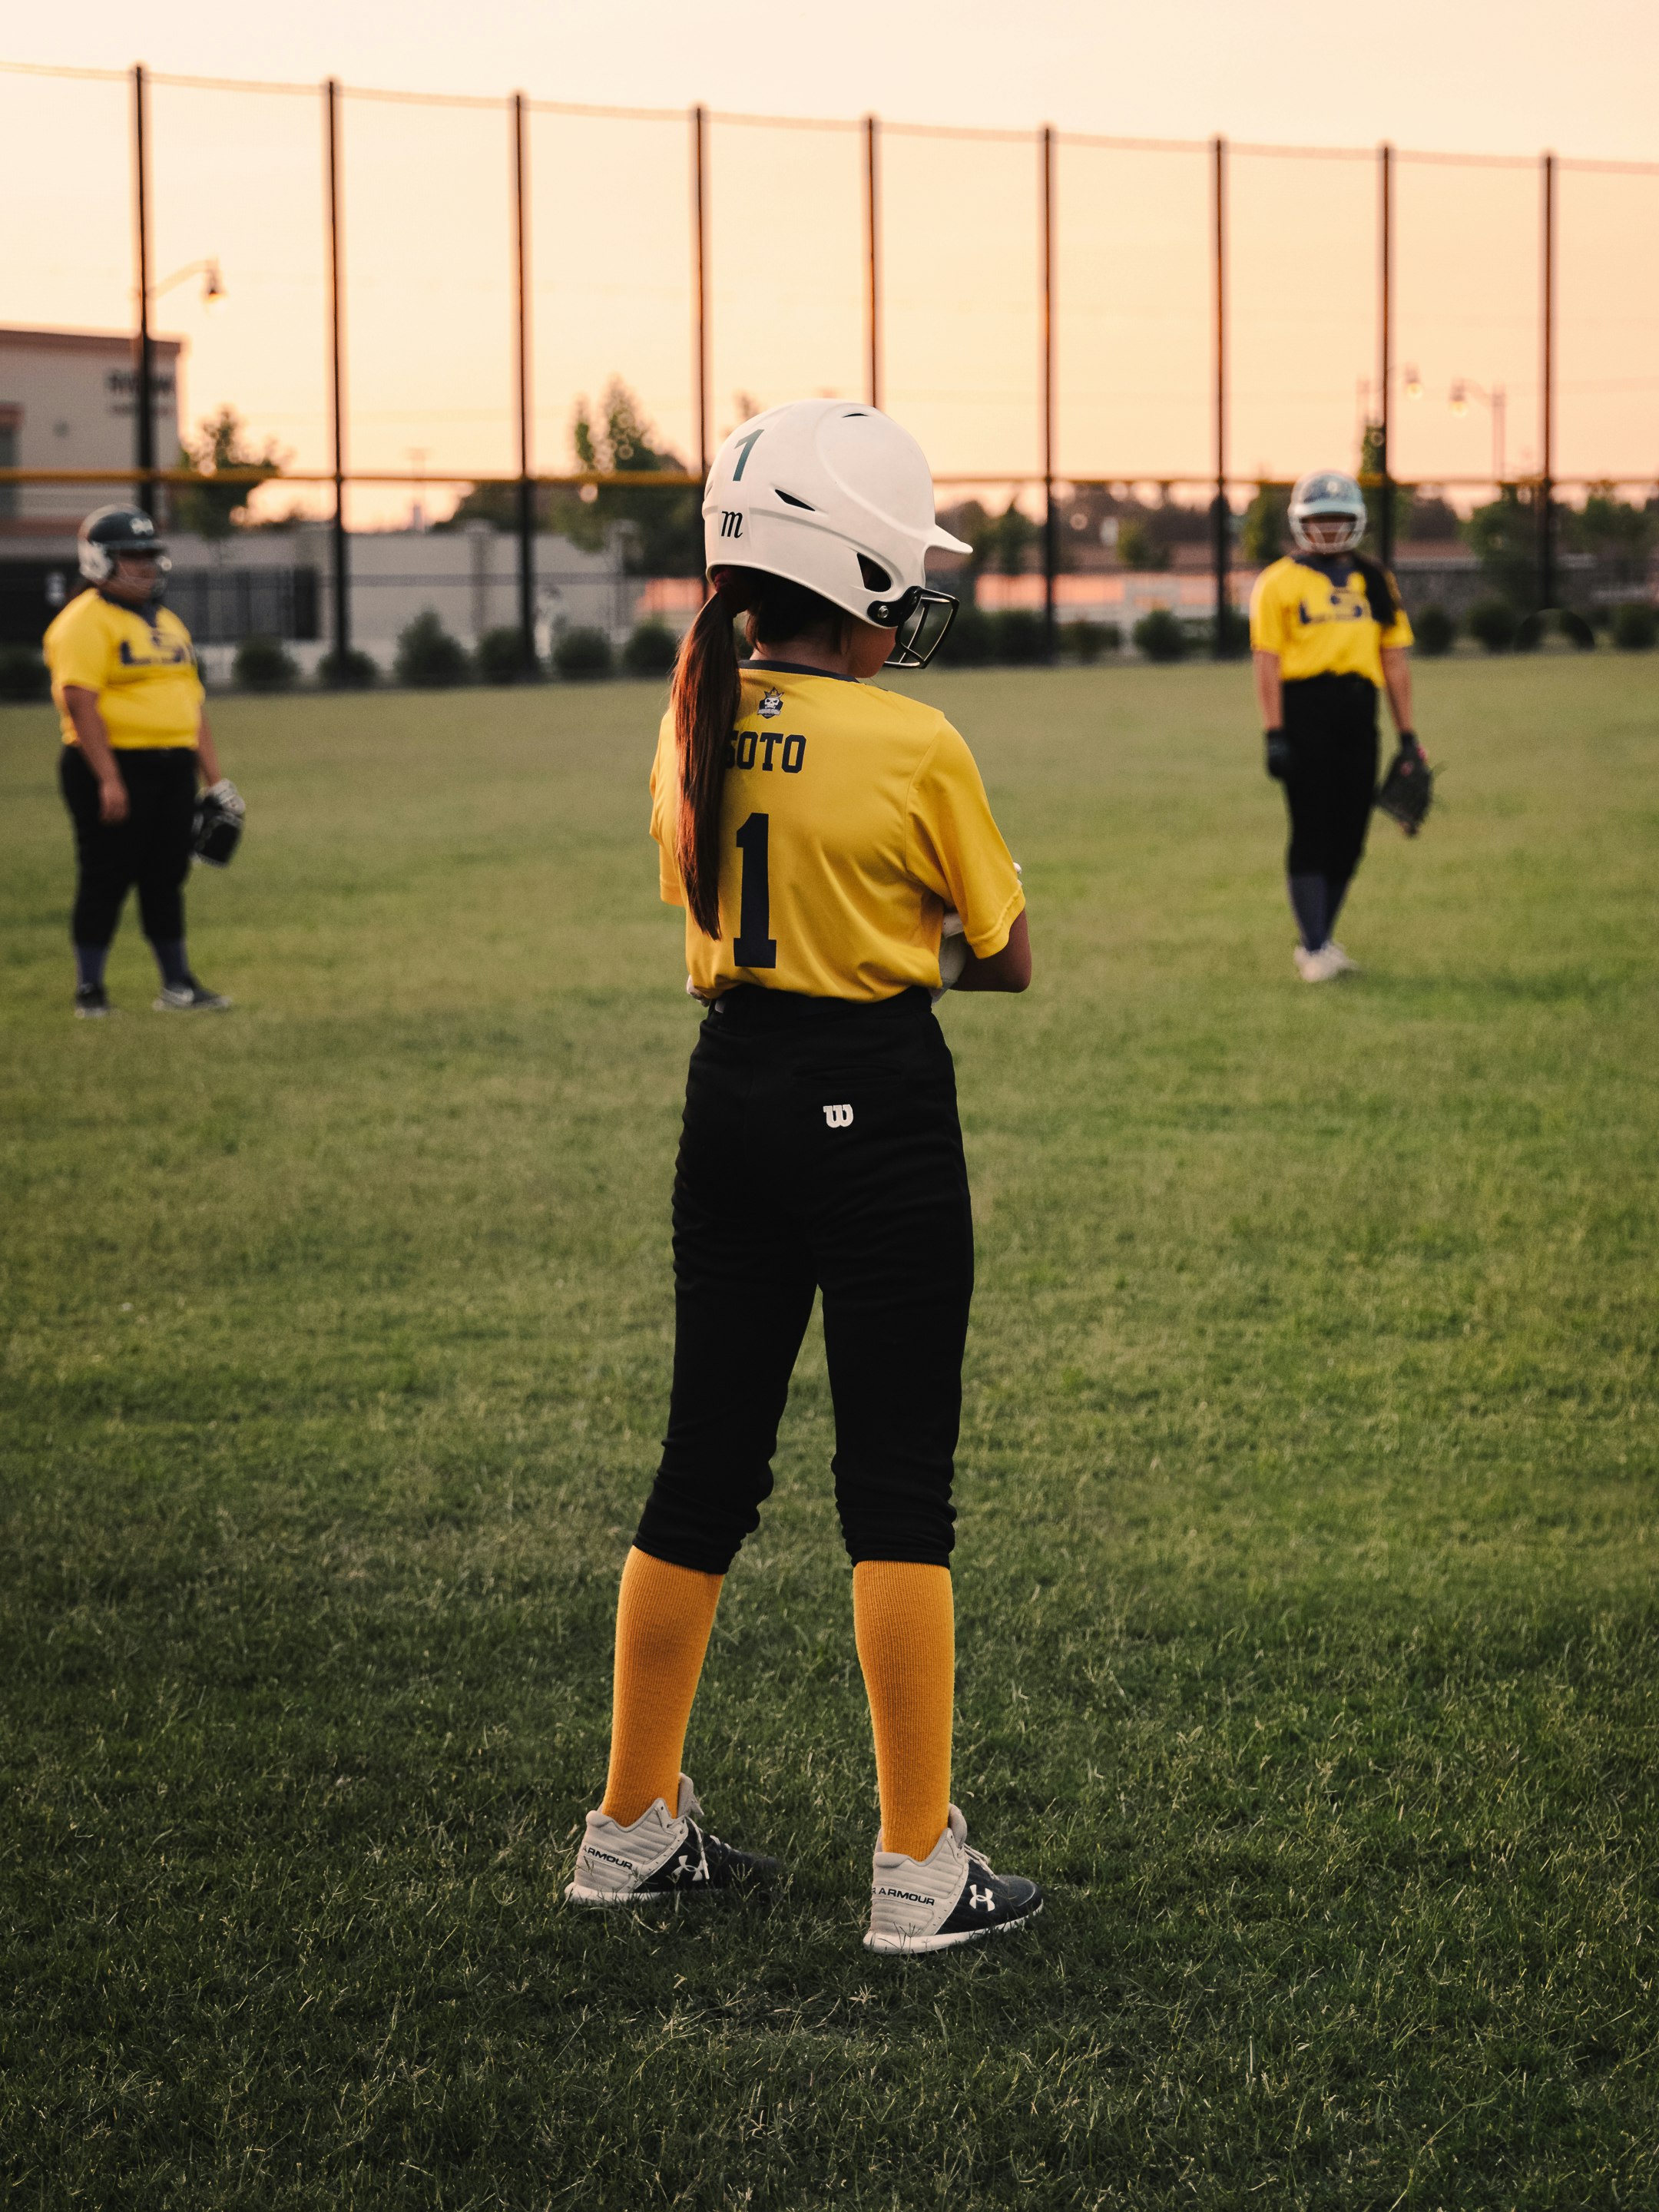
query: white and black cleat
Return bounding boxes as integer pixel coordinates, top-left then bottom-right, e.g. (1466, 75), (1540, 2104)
(153, 975), (232, 1012)
(74, 983), (114, 1019)
(866, 1804), (1043, 1955)
(565, 1773), (781, 1907)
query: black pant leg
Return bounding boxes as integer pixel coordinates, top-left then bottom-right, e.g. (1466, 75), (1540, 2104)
(1281, 677), (1379, 882)
(1324, 714), (1380, 888)
(803, 1013), (973, 1567)
(60, 747), (137, 949)
(132, 750), (197, 945)
(635, 1026), (818, 1575)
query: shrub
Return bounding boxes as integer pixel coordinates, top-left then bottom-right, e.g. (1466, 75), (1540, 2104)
(1132, 608), (1187, 663)
(1063, 619), (1120, 663)
(0, 645), (50, 703)
(232, 634), (298, 692)
(1210, 605), (1250, 658)
(1514, 611), (1545, 653)
(396, 611), (471, 687)
(993, 610), (1048, 665)
(622, 621), (680, 677)
(939, 605), (994, 667)
(1558, 609), (1597, 651)
(475, 626), (539, 684)
(1413, 605), (1457, 657)
(317, 645), (378, 689)
(1613, 601), (1657, 651)
(1467, 596), (1518, 654)
(553, 625), (614, 680)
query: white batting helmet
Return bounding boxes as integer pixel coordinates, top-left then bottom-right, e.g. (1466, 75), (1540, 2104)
(1287, 470), (1368, 555)
(702, 399), (972, 667)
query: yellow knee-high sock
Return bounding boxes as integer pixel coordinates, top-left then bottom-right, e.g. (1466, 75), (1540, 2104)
(853, 1560), (954, 1862)
(601, 1548), (724, 1827)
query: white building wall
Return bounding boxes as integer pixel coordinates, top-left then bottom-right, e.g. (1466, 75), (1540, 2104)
(0, 327), (181, 535)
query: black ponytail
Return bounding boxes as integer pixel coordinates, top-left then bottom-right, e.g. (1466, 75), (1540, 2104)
(1351, 552), (1400, 631)
(672, 581), (743, 940)
(672, 567), (849, 940)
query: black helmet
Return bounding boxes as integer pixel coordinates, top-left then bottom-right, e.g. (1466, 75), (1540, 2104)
(78, 505), (172, 595)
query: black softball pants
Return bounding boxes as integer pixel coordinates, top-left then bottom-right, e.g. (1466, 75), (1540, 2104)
(634, 985), (975, 1575)
(1281, 673), (1380, 886)
(59, 745), (197, 949)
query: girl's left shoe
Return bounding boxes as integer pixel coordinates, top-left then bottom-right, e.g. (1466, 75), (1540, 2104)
(565, 1773), (780, 1906)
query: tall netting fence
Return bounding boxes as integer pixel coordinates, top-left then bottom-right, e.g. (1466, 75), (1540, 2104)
(2, 58), (1656, 664)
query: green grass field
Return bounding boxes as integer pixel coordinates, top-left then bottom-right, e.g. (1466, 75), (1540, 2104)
(2, 657), (1656, 2210)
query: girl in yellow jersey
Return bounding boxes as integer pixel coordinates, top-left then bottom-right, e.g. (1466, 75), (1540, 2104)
(1250, 470), (1424, 982)
(565, 400), (1043, 1954)
(44, 505), (240, 1017)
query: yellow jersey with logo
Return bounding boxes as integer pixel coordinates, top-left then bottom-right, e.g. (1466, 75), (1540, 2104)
(649, 664), (1025, 1003)
(45, 588), (204, 749)
(1249, 555), (1412, 687)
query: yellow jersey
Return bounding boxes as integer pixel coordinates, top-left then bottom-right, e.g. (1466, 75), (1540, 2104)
(1249, 554), (1412, 687)
(649, 663), (1025, 1003)
(45, 588), (204, 749)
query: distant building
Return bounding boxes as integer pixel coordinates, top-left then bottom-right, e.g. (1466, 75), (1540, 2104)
(0, 325), (181, 540)
(0, 326), (182, 643)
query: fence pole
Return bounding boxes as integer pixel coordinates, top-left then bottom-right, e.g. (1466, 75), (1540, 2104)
(512, 91), (535, 672)
(1539, 150), (1555, 611)
(131, 64), (155, 516)
(864, 114), (881, 410)
(1378, 141), (1394, 569)
(1041, 124), (1056, 663)
(692, 104), (710, 478)
(1211, 134), (1229, 657)
(324, 78), (350, 663)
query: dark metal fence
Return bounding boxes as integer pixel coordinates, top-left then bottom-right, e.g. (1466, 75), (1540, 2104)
(2, 58), (1657, 664)
(165, 565), (320, 645)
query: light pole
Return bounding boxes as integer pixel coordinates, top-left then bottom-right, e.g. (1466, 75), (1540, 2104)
(1449, 379), (1506, 485)
(406, 448), (430, 533)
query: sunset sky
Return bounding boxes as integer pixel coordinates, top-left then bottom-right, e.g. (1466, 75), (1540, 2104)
(4, 1), (1655, 525)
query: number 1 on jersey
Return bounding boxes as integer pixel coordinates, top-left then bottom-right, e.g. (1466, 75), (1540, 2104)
(733, 813), (777, 969)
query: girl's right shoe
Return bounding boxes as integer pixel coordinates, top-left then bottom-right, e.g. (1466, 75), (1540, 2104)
(866, 1805), (1043, 1955)
(565, 1773), (780, 1906)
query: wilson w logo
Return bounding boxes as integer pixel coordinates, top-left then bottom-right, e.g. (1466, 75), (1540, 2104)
(822, 1104), (854, 1130)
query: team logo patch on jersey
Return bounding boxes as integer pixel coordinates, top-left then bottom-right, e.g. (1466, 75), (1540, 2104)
(759, 687), (783, 718)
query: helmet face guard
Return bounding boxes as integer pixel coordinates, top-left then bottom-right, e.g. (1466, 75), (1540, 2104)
(876, 584), (959, 668)
(1287, 471), (1367, 556)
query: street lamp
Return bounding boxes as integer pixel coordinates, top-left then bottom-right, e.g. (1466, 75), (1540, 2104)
(149, 257), (225, 310)
(1449, 379), (1506, 483)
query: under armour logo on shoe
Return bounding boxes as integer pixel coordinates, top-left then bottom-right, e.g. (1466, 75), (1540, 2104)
(969, 1883), (995, 1912)
(673, 1849), (709, 1883)
(823, 1104), (853, 1128)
